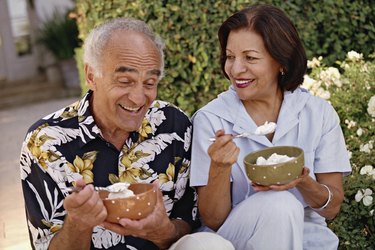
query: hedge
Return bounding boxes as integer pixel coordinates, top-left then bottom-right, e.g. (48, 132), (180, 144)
(74, 0), (375, 115)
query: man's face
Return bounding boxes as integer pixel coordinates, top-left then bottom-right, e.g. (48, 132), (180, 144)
(87, 31), (162, 135)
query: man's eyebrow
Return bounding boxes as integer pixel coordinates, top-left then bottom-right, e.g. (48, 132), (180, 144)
(115, 66), (138, 73)
(148, 69), (161, 77)
(114, 66), (161, 77)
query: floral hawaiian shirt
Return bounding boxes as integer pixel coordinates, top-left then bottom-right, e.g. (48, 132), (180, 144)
(20, 91), (199, 250)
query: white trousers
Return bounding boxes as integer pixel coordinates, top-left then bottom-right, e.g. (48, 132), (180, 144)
(170, 191), (338, 250)
(169, 232), (235, 250)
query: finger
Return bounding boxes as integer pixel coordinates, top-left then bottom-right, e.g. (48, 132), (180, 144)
(75, 178), (87, 188)
(103, 221), (130, 235)
(64, 185), (95, 209)
(215, 129), (225, 137)
(74, 185), (95, 204)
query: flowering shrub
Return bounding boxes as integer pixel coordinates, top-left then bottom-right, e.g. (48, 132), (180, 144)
(303, 51), (375, 249)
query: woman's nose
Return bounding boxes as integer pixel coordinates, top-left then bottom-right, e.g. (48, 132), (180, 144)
(231, 59), (247, 75)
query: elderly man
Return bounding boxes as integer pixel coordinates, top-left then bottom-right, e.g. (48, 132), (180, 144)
(20, 18), (201, 250)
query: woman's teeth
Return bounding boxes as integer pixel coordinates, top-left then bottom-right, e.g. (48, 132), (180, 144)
(236, 79), (252, 84)
(235, 79), (254, 88)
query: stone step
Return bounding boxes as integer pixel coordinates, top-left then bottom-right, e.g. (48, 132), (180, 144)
(0, 78), (80, 110)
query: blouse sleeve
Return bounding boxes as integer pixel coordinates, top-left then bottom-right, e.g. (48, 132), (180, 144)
(314, 102), (351, 175)
(190, 111), (222, 187)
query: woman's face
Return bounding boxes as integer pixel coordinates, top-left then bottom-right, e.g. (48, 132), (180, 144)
(224, 29), (282, 101)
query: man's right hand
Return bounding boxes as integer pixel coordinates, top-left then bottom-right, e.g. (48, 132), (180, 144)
(63, 179), (107, 231)
(49, 179), (107, 250)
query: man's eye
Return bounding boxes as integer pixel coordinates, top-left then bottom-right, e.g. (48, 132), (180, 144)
(144, 81), (157, 88)
(118, 78), (130, 84)
(226, 55), (235, 60)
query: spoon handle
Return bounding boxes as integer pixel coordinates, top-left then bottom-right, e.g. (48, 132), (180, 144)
(208, 133), (254, 142)
(66, 186), (113, 193)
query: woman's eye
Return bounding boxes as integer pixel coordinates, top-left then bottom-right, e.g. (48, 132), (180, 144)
(226, 55), (235, 60)
(246, 56), (256, 61)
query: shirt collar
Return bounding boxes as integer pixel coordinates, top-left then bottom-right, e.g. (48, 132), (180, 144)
(198, 86), (311, 145)
(77, 90), (102, 148)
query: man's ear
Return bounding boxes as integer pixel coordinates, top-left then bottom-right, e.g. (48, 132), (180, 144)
(84, 64), (96, 90)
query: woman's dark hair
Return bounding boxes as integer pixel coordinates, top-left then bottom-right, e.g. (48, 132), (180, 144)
(218, 4), (307, 91)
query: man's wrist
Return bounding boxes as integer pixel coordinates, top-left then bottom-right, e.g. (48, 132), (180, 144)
(153, 218), (190, 250)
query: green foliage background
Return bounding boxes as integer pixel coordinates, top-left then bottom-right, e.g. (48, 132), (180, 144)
(74, 0), (375, 115)
(306, 55), (375, 249)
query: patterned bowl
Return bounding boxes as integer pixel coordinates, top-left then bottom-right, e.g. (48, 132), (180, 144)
(98, 183), (157, 223)
(243, 146), (304, 186)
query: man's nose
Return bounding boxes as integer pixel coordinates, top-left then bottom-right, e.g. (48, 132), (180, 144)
(128, 83), (146, 105)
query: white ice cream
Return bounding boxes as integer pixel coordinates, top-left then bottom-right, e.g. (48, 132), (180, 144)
(106, 182), (135, 199)
(256, 153), (294, 165)
(254, 121), (277, 135)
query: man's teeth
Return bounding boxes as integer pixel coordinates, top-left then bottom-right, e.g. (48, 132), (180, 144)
(120, 104), (140, 112)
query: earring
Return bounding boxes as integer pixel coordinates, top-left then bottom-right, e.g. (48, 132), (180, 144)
(281, 71), (285, 76)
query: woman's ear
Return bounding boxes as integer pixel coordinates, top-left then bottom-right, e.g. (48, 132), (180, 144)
(84, 64), (96, 90)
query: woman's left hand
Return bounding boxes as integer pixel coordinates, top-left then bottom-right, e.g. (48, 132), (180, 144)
(252, 167), (310, 191)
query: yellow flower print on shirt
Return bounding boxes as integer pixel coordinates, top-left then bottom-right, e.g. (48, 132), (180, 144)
(138, 118), (152, 140)
(68, 151), (98, 184)
(159, 163), (175, 184)
(27, 124), (60, 170)
(114, 149), (152, 184)
(42, 219), (62, 233)
(61, 101), (79, 119)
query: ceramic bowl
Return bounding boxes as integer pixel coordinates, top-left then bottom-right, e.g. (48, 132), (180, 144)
(243, 146), (304, 186)
(98, 183), (157, 223)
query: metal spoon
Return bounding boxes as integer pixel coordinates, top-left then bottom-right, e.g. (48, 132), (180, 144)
(209, 132), (259, 142)
(66, 186), (122, 193)
(209, 122), (276, 142)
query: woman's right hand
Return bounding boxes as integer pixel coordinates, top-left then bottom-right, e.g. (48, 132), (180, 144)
(207, 129), (240, 169)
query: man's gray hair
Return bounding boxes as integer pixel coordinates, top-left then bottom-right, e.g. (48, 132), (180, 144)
(83, 17), (165, 78)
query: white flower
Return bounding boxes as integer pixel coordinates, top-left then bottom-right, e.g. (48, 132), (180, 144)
(307, 57), (322, 68)
(302, 75), (318, 90)
(347, 50), (363, 62)
(347, 150), (352, 160)
(360, 140), (374, 153)
(319, 67), (342, 87)
(345, 120), (357, 129)
(356, 128), (363, 136)
(355, 188), (373, 206)
(315, 87), (331, 100)
(370, 210), (374, 216)
(360, 165), (373, 175)
(367, 95), (375, 118)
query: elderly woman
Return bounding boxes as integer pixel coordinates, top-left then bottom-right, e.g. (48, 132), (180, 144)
(190, 4), (351, 250)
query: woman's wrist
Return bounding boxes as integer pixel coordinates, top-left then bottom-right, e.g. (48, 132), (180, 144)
(310, 184), (333, 211)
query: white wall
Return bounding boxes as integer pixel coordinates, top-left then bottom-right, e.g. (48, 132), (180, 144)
(34, 0), (75, 22)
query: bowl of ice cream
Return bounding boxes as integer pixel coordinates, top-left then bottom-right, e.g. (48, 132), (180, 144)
(98, 182), (157, 223)
(243, 146), (304, 186)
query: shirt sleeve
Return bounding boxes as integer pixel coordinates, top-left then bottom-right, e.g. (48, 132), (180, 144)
(314, 102), (351, 174)
(166, 109), (200, 230)
(190, 111), (221, 187)
(20, 138), (65, 249)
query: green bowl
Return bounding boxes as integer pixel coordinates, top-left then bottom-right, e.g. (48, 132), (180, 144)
(243, 146), (304, 186)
